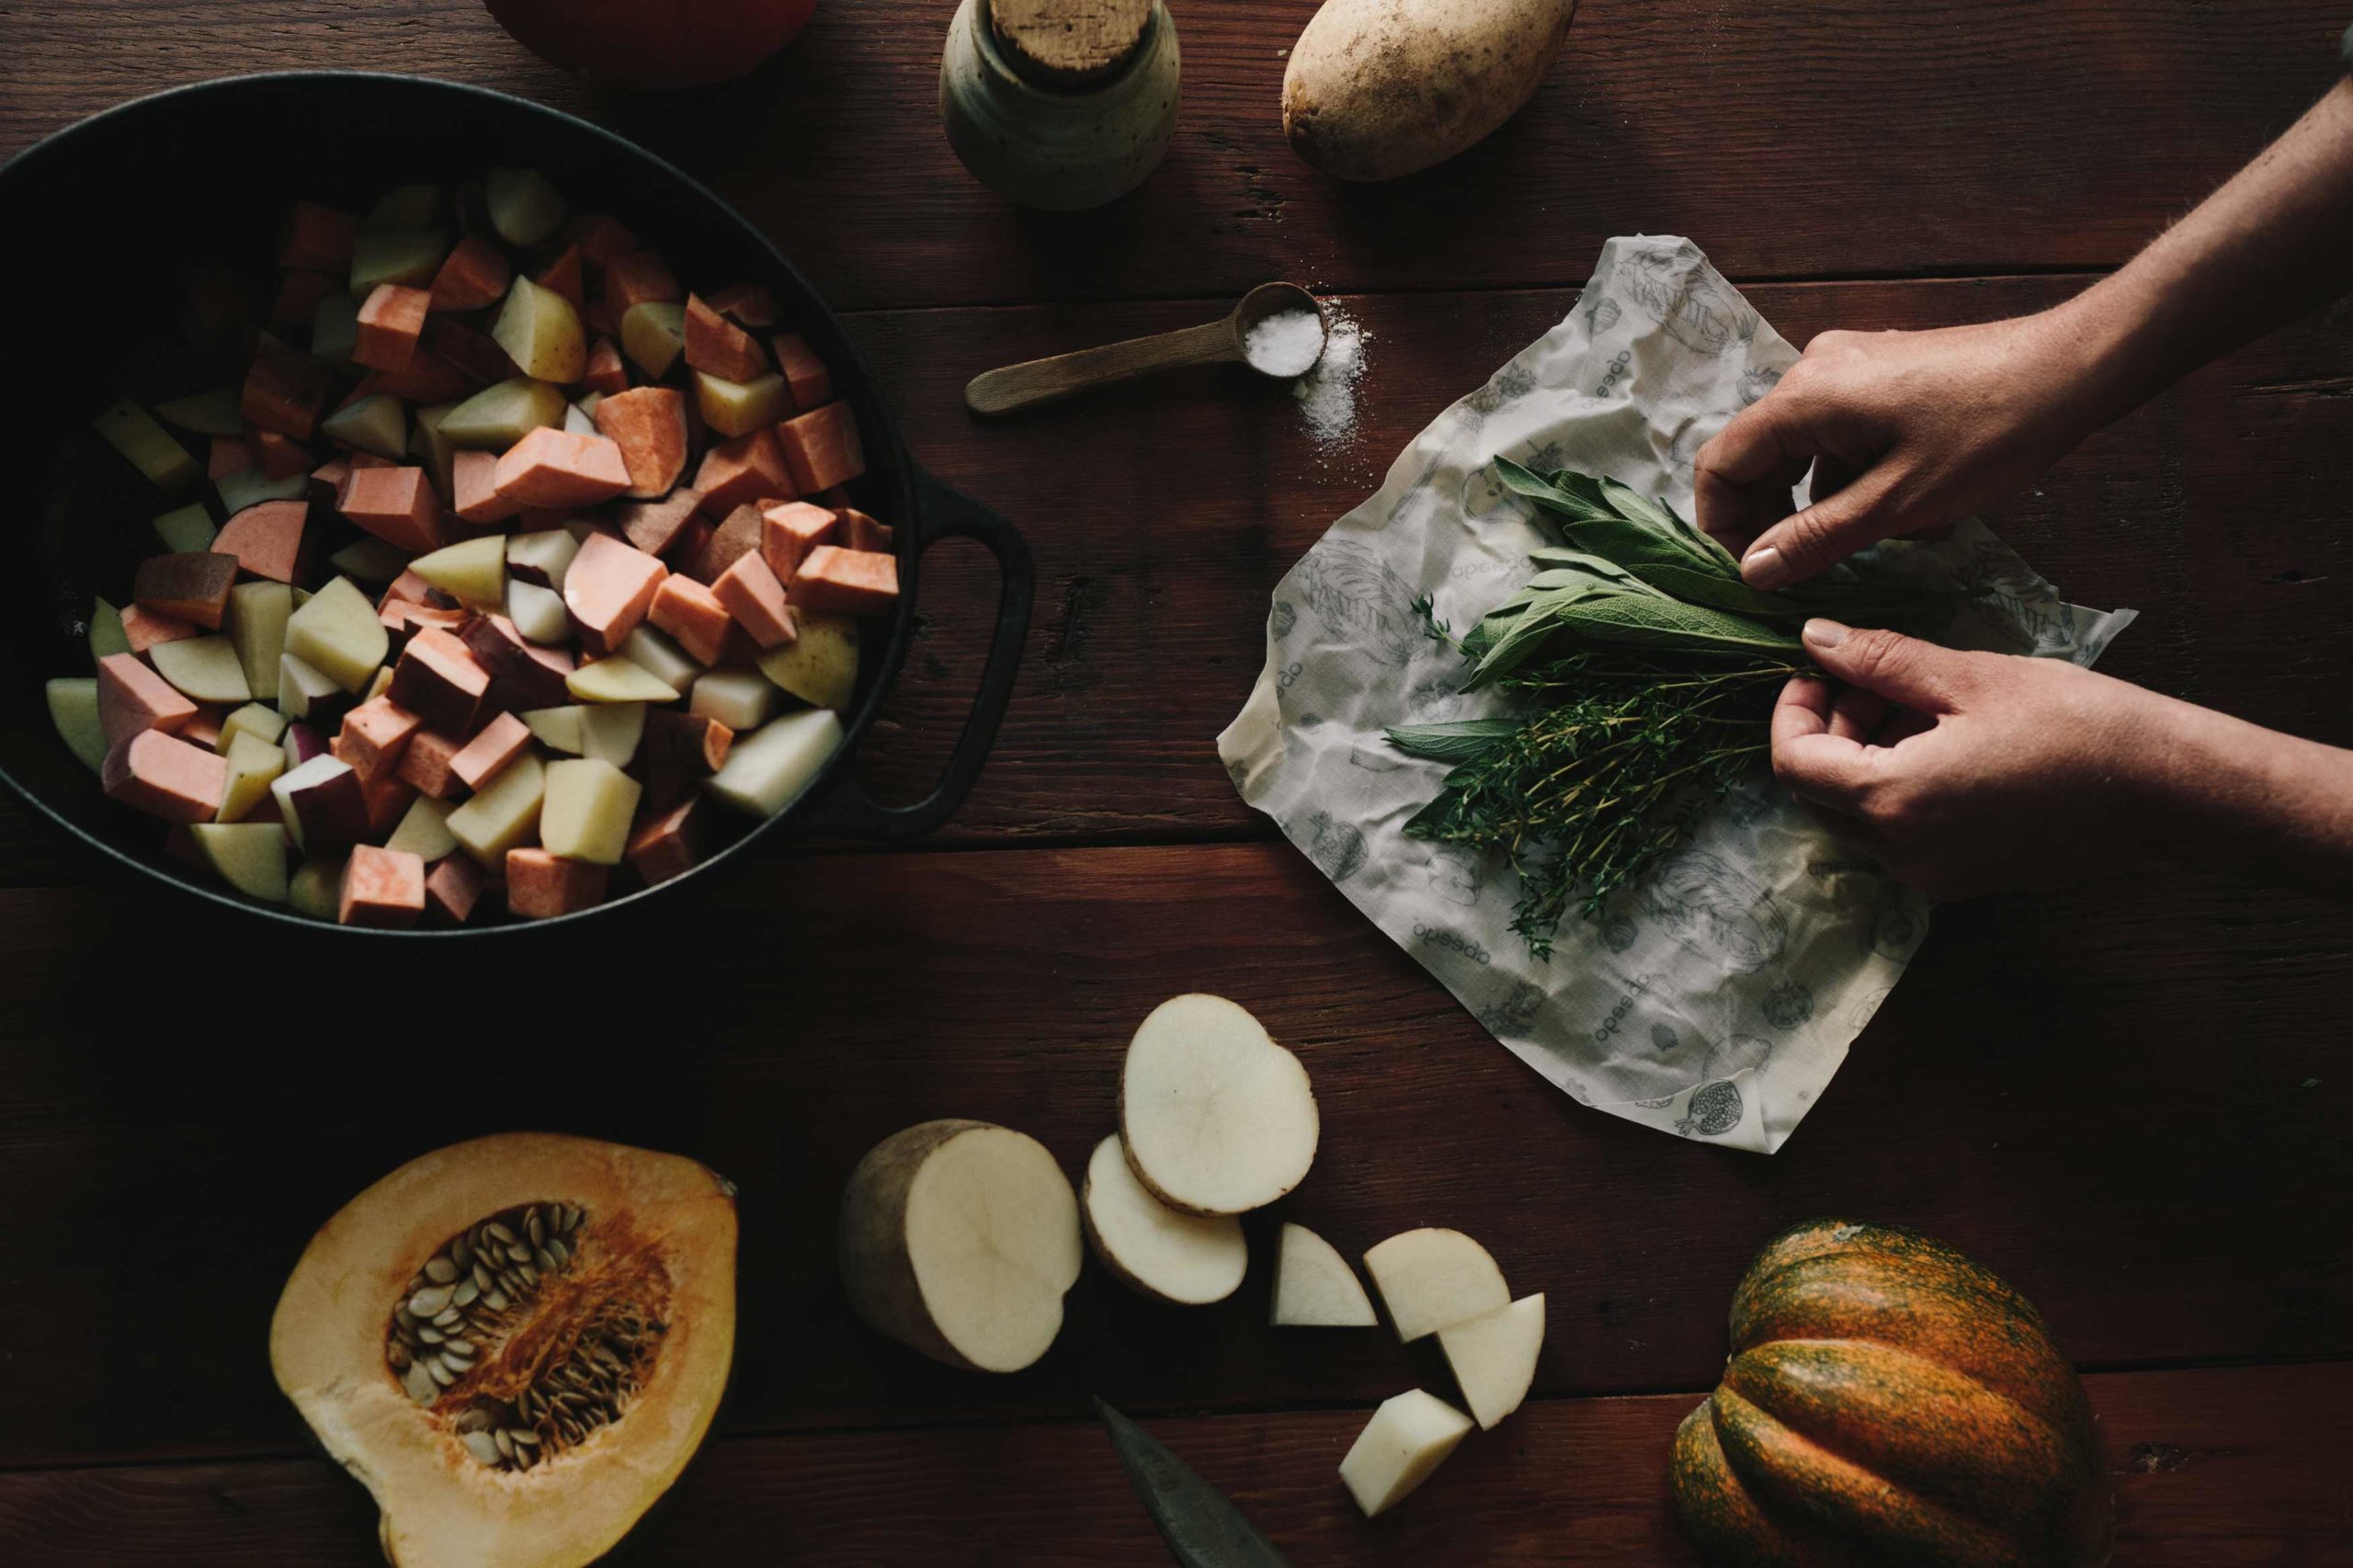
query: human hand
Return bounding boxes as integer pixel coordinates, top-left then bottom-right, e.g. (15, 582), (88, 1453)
(1771, 619), (2170, 900)
(1696, 311), (2109, 590)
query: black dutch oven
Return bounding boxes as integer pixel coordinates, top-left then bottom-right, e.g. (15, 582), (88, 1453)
(0, 73), (1031, 935)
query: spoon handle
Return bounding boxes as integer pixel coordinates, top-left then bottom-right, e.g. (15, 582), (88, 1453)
(964, 318), (1238, 416)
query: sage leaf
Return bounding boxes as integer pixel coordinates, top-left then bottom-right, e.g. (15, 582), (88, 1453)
(1387, 718), (1523, 764)
(1097, 1398), (1291, 1568)
(1552, 588), (1805, 656)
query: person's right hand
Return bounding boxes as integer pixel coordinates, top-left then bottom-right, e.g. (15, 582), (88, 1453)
(1695, 310), (2109, 589)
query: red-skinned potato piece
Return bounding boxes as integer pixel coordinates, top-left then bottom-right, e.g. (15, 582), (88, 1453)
(712, 551), (797, 648)
(354, 354), (473, 405)
(212, 500), (309, 583)
(506, 847), (607, 918)
(685, 294), (767, 381)
(120, 605), (198, 654)
(102, 730), (226, 823)
(760, 500), (835, 583)
(706, 283), (779, 329)
(625, 796), (700, 886)
(645, 710), (733, 774)
(593, 387), (688, 499)
(424, 317), (511, 387)
(97, 652), (197, 745)
(242, 336), (328, 441)
(386, 627), (491, 735)
(563, 532), (668, 655)
(278, 201), (356, 271)
(354, 284), (431, 371)
(692, 428), (793, 517)
(449, 710), (533, 792)
(340, 845), (426, 928)
(134, 552), (238, 630)
(339, 466), (447, 553)
(582, 337), (629, 397)
(619, 491), (702, 558)
(647, 574), (733, 665)
(493, 427), (631, 508)
(688, 504), (767, 585)
(461, 615), (574, 711)
(602, 249), (679, 317)
(426, 851), (486, 923)
(451, 449), (524, 525)
(429, 233), (512, 312)
(777, 402), (865, 494)
(790, 546), (900, 616)
(769, 333), (833, 410)
(567, 213), (638, 270)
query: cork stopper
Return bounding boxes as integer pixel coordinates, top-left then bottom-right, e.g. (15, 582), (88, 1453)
(986, 0), (1154, 89)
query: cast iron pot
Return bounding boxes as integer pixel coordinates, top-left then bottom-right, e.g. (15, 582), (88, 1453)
(0, 73), (1031, 935)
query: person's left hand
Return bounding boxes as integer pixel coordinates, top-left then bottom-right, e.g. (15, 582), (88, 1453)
(1772, 619), (2171, 899)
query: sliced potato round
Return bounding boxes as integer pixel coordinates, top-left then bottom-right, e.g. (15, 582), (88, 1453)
(1081, 1134), (1246, 1306)
(1120, 994), (1318, 1216)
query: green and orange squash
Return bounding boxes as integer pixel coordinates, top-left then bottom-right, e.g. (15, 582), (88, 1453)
(1671, 1220), (2113, 1567)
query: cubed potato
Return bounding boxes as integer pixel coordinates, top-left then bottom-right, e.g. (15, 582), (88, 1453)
(220, 701), (287, 752)
(270, 753), (367, 853)
(277, 653), (346, 722)
(522, 706), (587, 756)
(95, 401), (199, 493)
(217, 729), (286, 822)
(619, 624), (699, 692)
(312, 290), (360, 365)
(190, 821), (290, 903)
(690, 667), (779, 732)
(363, 185), (443, 231)
(756, 610), (860, 710)
(227, 582), (294, 699)
(486, 167), (568, 246)
(215, 468), (312, 516)
(568, 657), (676, 703)
(408, 535), (507, 611)
(705, 708), (843, 819)
(46, 677), (106, 771)
(694, 369), (790, 439)
(321, 391), (408, 460)
(447, 748), (546, 867)
(438, 377), (569, 449)
(288, 858), (343, 920)
(580, 701), (648, 767)
(540, 757), (641, 865)
(89, 597), (131, 660)
(385, 794), (460, 861)
(214, 500), (309, 584)
(284, 575), (390, 694)
(492, 276), (586, 384)
(328, 536), (410, 585)
(150, 635), (252, 705)
(506, 528), (582, 590)
(410, 402), (460, 498)
(620, 301), (688, 379)
(348, 229), (448, 295)
(508, 580), (572, 644)
(153, 503), (217, 554)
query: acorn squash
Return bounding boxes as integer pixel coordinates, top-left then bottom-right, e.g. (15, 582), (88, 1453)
(1671, 1219), (2112, 1567)
(270, 1132), (737, 1567)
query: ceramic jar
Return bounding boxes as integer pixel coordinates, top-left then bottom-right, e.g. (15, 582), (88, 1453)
(939, 0), (1180, 211)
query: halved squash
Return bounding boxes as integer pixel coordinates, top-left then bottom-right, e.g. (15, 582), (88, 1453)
(269, 1132), (737, 1566)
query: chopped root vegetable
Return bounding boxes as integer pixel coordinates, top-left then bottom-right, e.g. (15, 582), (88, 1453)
(1119, 994), (1319, 1216)
(1362, 1228), (1510, 1342)
(1081, 1135), (1247, 1306)
(1272, 1222), (1378, 1327)
(1436, 1294), (1545, 1431)
(839, 1120), (1082, 1374)
(705, 708), (838, 817)
(1338, 1391), (1474, 1517)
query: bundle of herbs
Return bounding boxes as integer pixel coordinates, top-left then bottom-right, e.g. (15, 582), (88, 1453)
(1390, 460), (1977, 959)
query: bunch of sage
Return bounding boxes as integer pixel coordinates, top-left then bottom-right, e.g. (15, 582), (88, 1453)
(1389, 460), (1973, 959)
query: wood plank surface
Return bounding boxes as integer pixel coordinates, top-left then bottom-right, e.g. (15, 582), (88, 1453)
(0, 3), (2347, 311)
(1, 1366), (2345, 1564)
(0, 843), (2343, 1466)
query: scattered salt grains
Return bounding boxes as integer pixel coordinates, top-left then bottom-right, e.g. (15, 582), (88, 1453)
(1293, 306), (1368, 451)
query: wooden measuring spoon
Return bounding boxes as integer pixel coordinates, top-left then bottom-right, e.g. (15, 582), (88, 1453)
(964, 281), (1327, 416)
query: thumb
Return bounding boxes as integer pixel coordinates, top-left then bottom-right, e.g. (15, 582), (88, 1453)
(1801, 620), (1969, 713)
(1739, 467), (1902, 590)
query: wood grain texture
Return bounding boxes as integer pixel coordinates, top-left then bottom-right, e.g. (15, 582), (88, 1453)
(0, 3), (2348, 310)
(0, 842), (2343, 1466)
(0, 1367), (2345, 1564)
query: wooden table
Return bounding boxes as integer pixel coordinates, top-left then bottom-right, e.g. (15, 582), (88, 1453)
(4, 4), (2351, 1562)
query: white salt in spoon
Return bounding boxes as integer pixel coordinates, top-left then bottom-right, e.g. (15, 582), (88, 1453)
(964, 281), (1328, 416)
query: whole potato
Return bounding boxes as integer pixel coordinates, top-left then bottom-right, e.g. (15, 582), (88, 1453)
(1282, 0), (1577, 182)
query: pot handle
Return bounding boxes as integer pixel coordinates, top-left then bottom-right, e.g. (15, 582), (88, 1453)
(806, 468), (1033, 839)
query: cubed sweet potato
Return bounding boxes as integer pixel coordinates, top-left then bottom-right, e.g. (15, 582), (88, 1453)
(336, 695), (422, 782)
(592, 386), (688, 499)
(255, 428), (313, 480)
(424, 317), (511, 386)
(582, 336), (629, 397)
(712, 551), (797, 648)
(769, 333), (834, 411)
(102, 729), (226, 823)
(492, 427), (631, 508)
(619, 490), (703, 558)
(506, 846), (608, 918)
(134, 552), (239, 630)
(838, 506), (894, 554)
(209, 437), (257, 480)
(625, 796), (701, 886)
(647, 574), (733, 665)
(386, 627), (491, 735)
(241, 336), (328, 441)
(339, 465), (447, 553)
(354, 284), (431, 371)
(685, 293), (767, 382)
(692, 428), (793, 517)
(707, 283), (779, 329)
(426, 851), (487, 923)
(398, 727), (466, 800)
(789, 546), (900, 616)
(339, 844), (426, 928)
(534, 244), (586, 312)
(278, 201), (357, 271)
(97, 652), (197, 744)
(602, 249), (679, 317)
(272, 267), (336, 327)
(428, 233), (511, 312)
(450, 449), (523, 526)
(563, 532), (669, 655)
(760, 500), (836, 582)
(688, 503), (767, 585)
(119, 604), (198, 654)
(211, 499), (309, 583)
(449, 710), (532, 791)
(462, 615), (574, 711)
(568, 213), (639, 270)
(777, 401), (866, 494)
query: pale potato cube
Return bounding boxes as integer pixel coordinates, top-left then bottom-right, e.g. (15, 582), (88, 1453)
(349, 229), (447, 294)
(94, 400), (199, 492)
(619, 625), (698, 692)
(1437, 1295), (1545, 1431)
(507, 580), (570, 643)
(706, 708), (841, 819)
(278, 652), (344, 720)
(412, 401), (460, 496)
(521, 706), (587, 755)
(328, 537), (412, 585)
(385, 795), (460, 861)
(46, 677), (106, 771)
(284, 576), (389, 694)
(220, 701), (288, 753)
(691, 668), (778, 731)
(1338, 1391), (1474, 1517)
(540, 758), (642, 866)
(491, 277), (585, 384)
(567, 656), (676, 703)
(485, 168), (567, 246)
(409, 535), (507, 611)
(506, 528), (581, 589)
(153, 389), (244, 437)
(438, 378), (568, 450)
(152, 635), (252, 705)
(229, 582), (293, 702)
(320, 392), (407, 460)
(446, 749), (546, 868)
(288, 858), (342, 920)
(215, 469), (310, 515)
(621, 301), (688, 379)
(89, 597), (131, 660)
(312, 290), (359, 364)
(693, 369), (790, 438)
(218, 731), (286, 823)
(1364, 1228), (1512, 1343)
(153, 503), (217, 553)
(579, 702), (646, 767)
(756, 611), (859, 710)
(190, 822), (290, 903)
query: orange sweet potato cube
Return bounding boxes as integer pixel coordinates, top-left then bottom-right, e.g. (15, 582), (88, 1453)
(789, 546), (900, 617)
(271, 267), (336, 327)
(563, 532), (669, 654)
(760, 501), (835, 582)
(492, 428), (631, 508)
(569, 213), (639, 269)
(429, 233), (511, 312)
(211, 499), (309, 583)
(625, 797), (701, 886)
(97, 652), (196, 745)
(593, 387), (688, 499)
(620, 491), (703, 558)
(838, 506), (893, 554)
(534, 244), (586, 312)
(449, 711), (534, 792)
(776, 401), (865, 494)
(133, 552), (239, 630)
(685, 294), (767, 382)
(354, 284), (431, 371)
(255, 429), (313, 481)
(340, 845), (426, 928)
(354, 352), (473, 404)
(119, 604), (197, 654)
(582, 336), (629, 397)
(602, 249), (679, 317)
(691, 428), (793, 517)
(688, 504), (767, 585)
(712, 551), (797, 649)
(102, 729), (226, 824)
(241, 336), (328, 441)
(426, 851), (486, 923)
(398, 727), (466, 800)
(706, 283), (779, 329)
(385, 627), (491, 735)
(648, 574), (734, 665)
(278, 201), (357, 271)
(506, 848), (608, 919)
(339, 465), (447, 553)
(769, 333), (834, 411)
(336, 696), (422, 782)
(451, 449), (523, 526)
